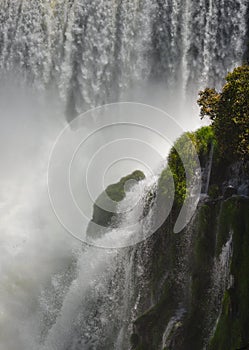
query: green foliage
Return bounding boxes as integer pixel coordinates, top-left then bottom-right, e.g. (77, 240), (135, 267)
(105, 170), (145, 202)
(198, 65), (249, 161)
(194, 126), (217, 160)
(91, 170), (145, 228)
(159, 126), (216, 207)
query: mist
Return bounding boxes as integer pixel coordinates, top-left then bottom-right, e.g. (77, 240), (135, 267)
(0, 81), (81, 349)
(0, 0), (246, 347)
(0, 77), (203, 348)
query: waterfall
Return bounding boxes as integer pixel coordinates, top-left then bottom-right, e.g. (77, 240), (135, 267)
(204, 234), (233, 348)
(38, 176), (156, 350)
(201, 142), (214, 194)
(0, 1), (248, 349)
(0, 0), (247, 117)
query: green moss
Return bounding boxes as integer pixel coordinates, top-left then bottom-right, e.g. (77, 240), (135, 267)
(209, 291), (233, 349)
(182, 203), (217, 349)
(208, 197), (249, 350)
(87, 170), (145, 237)
(129, 124), (249, 349)
(131, 192), (249, 350)
(132, 201), (217, 350)
(133, 279), (176, 349)
(106, 170), (145, 202)
(194, 205), (214, 272)
(158, 126), (216, 208)
(133, 346), (147, 350)
(130, 333), (139, 348)
(208, 184), (220, 199)
(215, 197), (238, 256)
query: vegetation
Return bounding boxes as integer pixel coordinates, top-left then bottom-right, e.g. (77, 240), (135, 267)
(160, 65), (249, 208)
(159, 126), (216, 207)
(209, 197), (249, 350)
(87, 170), (145, 236)
(198, 65), (249, 161)
(105, 170), (145, 203)
(131, 66), (249, 350)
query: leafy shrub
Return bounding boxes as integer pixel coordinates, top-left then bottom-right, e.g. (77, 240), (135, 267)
(198, 65), (249, 161)
(159, 126), (216, 207)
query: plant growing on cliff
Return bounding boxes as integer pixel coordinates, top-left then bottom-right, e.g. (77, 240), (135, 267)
(198, 65), (249, 161)
(159, 126), (215, 207)
(88, 170), (145, 233)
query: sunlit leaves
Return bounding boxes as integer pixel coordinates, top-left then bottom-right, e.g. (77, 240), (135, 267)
(198, 65), (249, 161)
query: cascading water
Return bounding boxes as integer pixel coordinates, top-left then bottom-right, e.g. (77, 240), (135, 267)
(0, 0), (247, 115)
(204, 234), (233, 348)
(0, 0), (155, 116)
(36, 177), (156, 349)
(0, 1), (248, 350)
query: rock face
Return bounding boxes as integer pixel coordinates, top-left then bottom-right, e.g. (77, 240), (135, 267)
(130, 143), (249, 349)
(85, 127), (249, 349)
(131, 193), (249, 350)
(223, 185), (237, 199)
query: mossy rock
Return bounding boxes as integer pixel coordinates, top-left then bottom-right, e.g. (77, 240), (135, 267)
(208, 197), (249, 350)
(208, 184), (220, 199)
(87, 170), (145, 238)
(158, 126), (216, 208)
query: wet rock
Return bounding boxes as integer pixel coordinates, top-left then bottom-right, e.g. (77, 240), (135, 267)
(238, 181), (249, 197)
(223, 185), (237, 200)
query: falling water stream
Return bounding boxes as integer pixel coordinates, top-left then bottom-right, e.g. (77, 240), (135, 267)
(0, 1), (248, 349)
